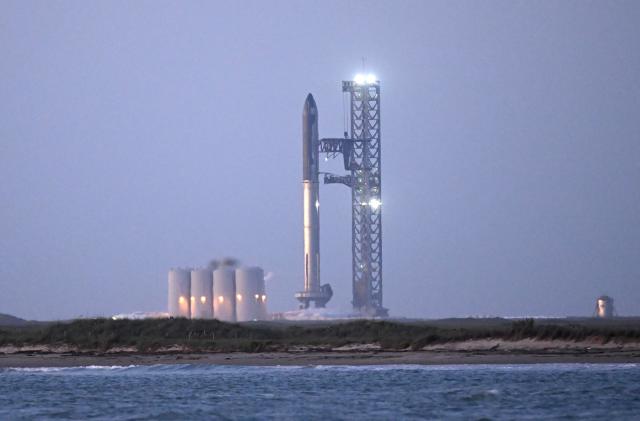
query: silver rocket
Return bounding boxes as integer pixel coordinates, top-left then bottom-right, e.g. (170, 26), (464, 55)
(296, 94), (332, 308)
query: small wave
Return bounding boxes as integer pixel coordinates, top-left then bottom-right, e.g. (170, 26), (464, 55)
(301, 363), (640, 373)
(311, 364), (439, 372)
(3, 365), (139, 373)
(462, 388), (501, 402)
(4, 362), (637, 376)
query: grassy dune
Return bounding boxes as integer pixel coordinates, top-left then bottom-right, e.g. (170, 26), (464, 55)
(1, 317), (639, 353)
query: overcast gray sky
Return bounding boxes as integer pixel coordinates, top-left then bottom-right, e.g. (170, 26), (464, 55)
(1, 1), (639, 320)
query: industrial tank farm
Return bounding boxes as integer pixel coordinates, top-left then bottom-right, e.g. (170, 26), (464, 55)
(168, 263), (268, 321)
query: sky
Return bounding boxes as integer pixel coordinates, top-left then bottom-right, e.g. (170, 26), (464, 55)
(1, 0), (639, 320)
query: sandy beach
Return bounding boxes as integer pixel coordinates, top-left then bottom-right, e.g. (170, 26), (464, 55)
(2, 346), (639, 368)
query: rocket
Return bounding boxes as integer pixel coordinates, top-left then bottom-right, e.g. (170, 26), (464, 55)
(300, 94), (321, 306)
(296, 94), (332, 308)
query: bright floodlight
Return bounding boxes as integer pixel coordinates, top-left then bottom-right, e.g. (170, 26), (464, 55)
(354, 73), (377, 85)
(369, 198), (381, 210)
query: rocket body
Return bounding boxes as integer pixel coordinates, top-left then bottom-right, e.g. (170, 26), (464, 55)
(302, 94), (321, 297)
(295, 94), (332, 308)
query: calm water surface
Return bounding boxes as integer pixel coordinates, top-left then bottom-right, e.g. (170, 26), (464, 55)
(1, 363), (639, 420)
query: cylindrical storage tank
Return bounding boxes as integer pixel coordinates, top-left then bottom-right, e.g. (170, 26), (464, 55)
(168, 268), (191, 318)
(235, 266), (267, 322)
(190, 268), (213, 319)
(213, 267), (236, 322)
(596, 295), (615, 318)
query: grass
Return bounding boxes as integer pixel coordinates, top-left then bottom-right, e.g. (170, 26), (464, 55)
(1, 317), (639, 353)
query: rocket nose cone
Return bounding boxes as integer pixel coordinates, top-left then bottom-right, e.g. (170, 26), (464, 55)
(304, 93), (317, 113)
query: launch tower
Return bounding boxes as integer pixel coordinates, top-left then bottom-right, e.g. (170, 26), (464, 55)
(322, 76), (387, 317)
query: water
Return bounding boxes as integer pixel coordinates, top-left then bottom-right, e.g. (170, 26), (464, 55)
(1, 363), (639, 420)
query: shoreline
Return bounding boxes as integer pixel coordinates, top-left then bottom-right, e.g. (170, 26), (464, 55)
(2, 349), (639, 368)
(3, 318), (639, 368)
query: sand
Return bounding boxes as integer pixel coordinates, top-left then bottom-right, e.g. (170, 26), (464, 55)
(2, 340), (640, 368)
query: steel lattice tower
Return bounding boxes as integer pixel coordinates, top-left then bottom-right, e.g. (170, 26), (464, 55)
(321, 78), (386, 317)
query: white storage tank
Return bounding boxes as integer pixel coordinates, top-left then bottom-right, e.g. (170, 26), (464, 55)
(168, 268), (191, 318)
(235, 266), (267, 322)
(595, 295), (615, 318)
(190, 268), (213, 319)
(213, 267), (236, 322)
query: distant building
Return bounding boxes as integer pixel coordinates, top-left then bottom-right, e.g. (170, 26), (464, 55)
(595, 295), (615, 318)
